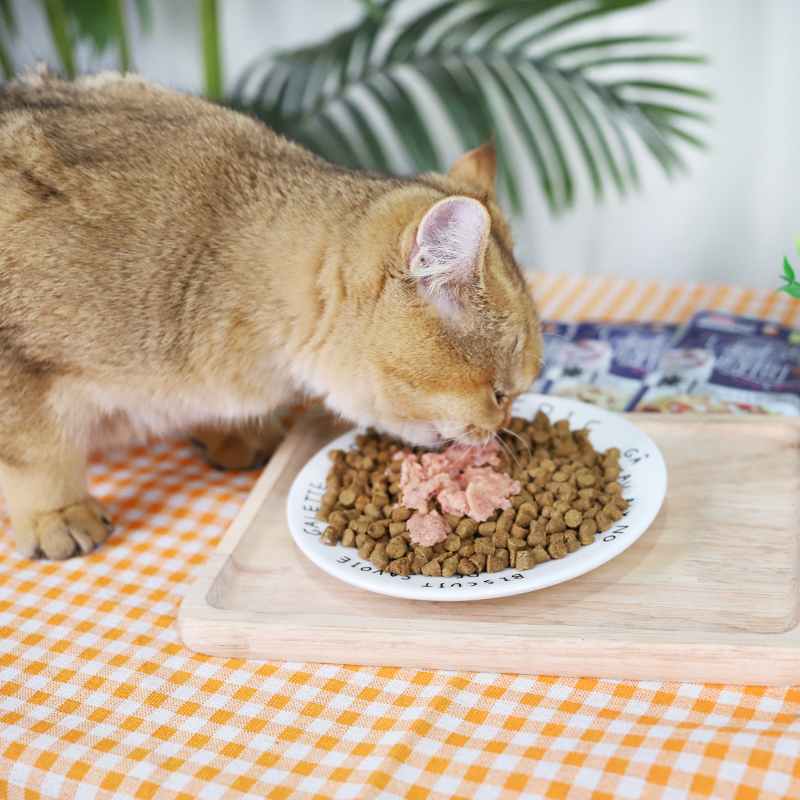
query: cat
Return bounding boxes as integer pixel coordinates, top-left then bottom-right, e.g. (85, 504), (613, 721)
(0, 70), (543, 560)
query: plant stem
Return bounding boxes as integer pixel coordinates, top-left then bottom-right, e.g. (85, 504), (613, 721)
(0, 33), (12, 80)
(197, 0), (222, 101)
(111, 0), (131, 72)
(43, 0), (75, 78)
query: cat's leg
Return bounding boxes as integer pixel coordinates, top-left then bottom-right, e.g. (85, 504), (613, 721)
(0, 455), (112, 559)
(191, 415), (285, 471)
(0, 388), (112, 559)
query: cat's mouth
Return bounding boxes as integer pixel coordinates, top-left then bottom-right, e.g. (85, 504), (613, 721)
(388, 420), (493, 450)
(389, 421), (444, 449)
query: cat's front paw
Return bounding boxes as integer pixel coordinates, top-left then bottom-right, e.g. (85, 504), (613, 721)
(20, 498), (114, 560)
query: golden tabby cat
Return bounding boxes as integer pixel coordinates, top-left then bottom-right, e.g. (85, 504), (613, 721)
(0, 70), (542, 559)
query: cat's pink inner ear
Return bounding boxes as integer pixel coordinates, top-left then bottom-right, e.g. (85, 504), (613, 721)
(410, 197), (491, 288)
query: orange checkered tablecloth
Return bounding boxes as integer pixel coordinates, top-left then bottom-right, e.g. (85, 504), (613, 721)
(2, 272), (800, 800)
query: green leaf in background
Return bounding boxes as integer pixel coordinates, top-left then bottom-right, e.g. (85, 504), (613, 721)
(776, 283), (800, 300)
(64, 0), (119, 53)
(0, 0), (151, 79)
(236, 0), (711, 213)
(0, 0), (12, 79)
(0, 37), (11, 81)
(0, 0), (16, 33)
(777, 248), (800, 300)
(355, 0), (387, 20)
(43, 0), (76, 78)
(132, 0), (152, 32)
(63, 0), (150, 71)
(795, 236), (800, 257)
(110, 0), (130, 71)
(2, 0), (712, 220)
(784, 256), (796, 284)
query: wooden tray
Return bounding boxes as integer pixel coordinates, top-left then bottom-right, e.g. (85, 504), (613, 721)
(179, 413), (800, 685)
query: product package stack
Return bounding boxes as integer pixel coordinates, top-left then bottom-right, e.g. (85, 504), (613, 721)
(532, 311), (800, 415)
(530, 321), (575, 394)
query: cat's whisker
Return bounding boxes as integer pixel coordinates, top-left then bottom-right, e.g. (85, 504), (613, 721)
(497, 436), (522, 473)
(454, 426), (480, 446)
(491, 430), (524, 473)
(501, 426), (532, 461)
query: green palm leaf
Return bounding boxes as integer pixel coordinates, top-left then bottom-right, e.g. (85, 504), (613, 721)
(340, 96), (392, 172)
(483, 62), (558, 210)
(62, 0), (150, 71)
(0, 0), (14, 79)
(0, 0), (15, 32)
(0, 30), (11, 81)
(0, 0), (151, 79)
(0, 41), (11, 81)
(235, 0), (711, 213)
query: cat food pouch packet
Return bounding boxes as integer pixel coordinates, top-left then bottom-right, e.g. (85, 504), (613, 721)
(530, 321), (576, 394)
(545, 322), (678, 410)
(631, 311), (800, 415)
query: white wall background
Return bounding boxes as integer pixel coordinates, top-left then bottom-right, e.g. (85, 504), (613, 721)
(5, 0), (800, 288)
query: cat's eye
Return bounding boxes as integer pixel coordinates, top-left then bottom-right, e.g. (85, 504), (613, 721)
(493, 389), (507, 405)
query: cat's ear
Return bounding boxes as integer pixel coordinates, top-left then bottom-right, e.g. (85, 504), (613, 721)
(447, 141), (497, 197)
(409, 196), (491, 317)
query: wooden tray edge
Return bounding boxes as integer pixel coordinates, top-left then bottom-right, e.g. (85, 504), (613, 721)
(178, 603), (800, 685)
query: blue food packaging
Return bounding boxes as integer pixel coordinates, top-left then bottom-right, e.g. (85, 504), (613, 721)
(631, 311), (800, 415)
(544, 321), (677, 410)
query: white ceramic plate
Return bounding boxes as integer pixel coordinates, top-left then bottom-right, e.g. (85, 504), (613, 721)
(287, 394), (667, 602)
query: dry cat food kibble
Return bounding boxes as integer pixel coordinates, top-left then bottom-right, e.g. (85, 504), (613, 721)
(316, 412), (628, 577)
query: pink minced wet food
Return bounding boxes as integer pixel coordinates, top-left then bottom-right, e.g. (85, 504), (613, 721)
(399, 440), (521, 545)
(461, 467), (522, 522)
(405, 510), (451, 547)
